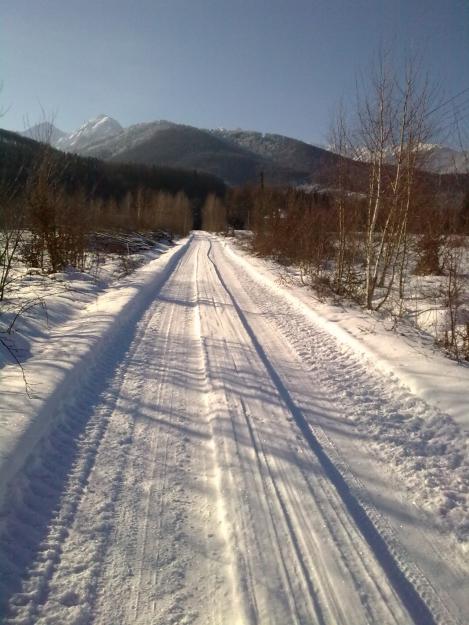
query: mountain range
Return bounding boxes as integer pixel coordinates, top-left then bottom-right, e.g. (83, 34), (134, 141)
(18, 115), (342, 186)
(20, 115), (468, 186)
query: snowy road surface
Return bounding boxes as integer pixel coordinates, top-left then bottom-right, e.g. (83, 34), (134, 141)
(0, 233), (467, 625)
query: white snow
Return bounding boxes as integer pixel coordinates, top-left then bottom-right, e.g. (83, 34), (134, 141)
(225, 238), (469, 431)
(55, 114), (123, 152)
(0, 238), (187, 509)
(0, 232), (467, 625)
(350, 143), (468, 174)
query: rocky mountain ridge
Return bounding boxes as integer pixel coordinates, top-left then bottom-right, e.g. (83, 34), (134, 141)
(19, 116), (468, 186)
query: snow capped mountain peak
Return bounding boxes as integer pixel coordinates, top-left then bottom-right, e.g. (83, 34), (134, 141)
(54, 114), (123, 152)
(19, 121), (67, 144)
(349, 142), (468, 174)
(85, 114), (122, 133)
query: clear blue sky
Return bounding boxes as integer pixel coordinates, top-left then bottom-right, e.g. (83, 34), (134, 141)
(1, 0), (468, 144)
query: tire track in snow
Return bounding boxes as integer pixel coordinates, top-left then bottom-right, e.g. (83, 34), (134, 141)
(1, 233), (463, 625)
(193, 245), (249, 625)
(226, 241), (468, 545)
(195, 234), (407, 624)
(204, 238), (446, 625)
(0, 247), (189, 624)
(238, 394), (326, 625)
(216, 237), (463, 625)
(91, 242), (235, 625)
(197, 245), (309, 623)
(225, 239), (468, 624)
(130, 302), (175, 622)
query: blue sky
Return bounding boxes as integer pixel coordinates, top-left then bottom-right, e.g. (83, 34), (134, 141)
(1, 0), (468, 144)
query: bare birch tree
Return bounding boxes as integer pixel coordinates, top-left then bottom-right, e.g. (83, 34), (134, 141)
(352, 53), (436, 309)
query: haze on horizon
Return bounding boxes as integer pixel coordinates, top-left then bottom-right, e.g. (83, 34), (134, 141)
(1, 0), (468, 145)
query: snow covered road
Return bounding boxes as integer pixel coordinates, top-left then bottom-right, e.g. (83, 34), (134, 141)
(0, 233), (467, 625)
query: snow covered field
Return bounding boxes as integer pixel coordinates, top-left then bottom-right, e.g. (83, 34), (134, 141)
(0, 232), (467, 625)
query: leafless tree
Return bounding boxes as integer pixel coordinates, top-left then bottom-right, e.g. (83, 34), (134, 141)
(202, 193), (227, 233)
(348, 53), (437, 309)
(0, 185), (25, 300)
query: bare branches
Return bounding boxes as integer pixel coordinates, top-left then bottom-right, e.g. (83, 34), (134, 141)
(243, 49), (468, 361)
(202, 194), (227, 232)
(0, 334), (33, 397)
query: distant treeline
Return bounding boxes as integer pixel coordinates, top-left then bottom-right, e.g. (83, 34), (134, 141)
(0, 128), (226, 222)
(0, 128), (227, 284)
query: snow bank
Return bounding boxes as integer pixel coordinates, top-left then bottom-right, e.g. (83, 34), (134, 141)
(225, 240), (469, 432)
(0, 237), (191, 508)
